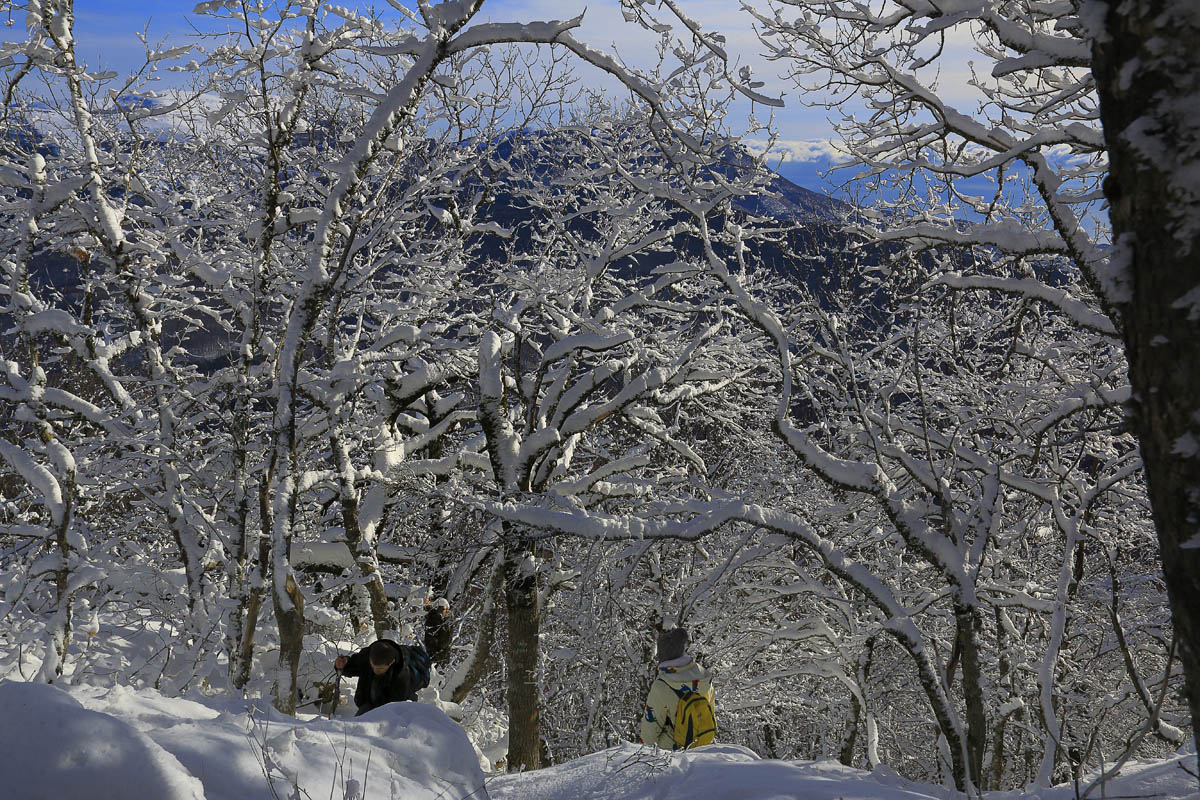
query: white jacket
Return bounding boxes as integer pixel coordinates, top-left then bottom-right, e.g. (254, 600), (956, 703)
(639, 656), (714, 749)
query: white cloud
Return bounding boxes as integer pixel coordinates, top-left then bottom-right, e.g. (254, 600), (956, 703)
(479, 1), (835, 140)
(744, 138), (849, 163)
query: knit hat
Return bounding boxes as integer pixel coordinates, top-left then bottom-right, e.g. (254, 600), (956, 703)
(656, 627), (689, 663)
(368, 640), (399, 668)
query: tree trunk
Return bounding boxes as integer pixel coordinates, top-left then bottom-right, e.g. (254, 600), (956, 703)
(504, 539), (542, 772)
(955, 603), (988, 790)
(43, 465), (75, 683)
(226, 429), (255, 690)
(425, 476), (455, 666)
(764, 724), (779, 759)
(989, 606), (1015, 788)
(263, 442), (307, 716)
(331, 428), (393, 637)
(233, 587), (262, 691)
(839, 635), (875, 767)
(1092, 2), (1200, 786)
(233, 477), (273, 690)
(273, 571), (306, 715)
(838, 691), (862, 768)
(425, 586), (453, 667)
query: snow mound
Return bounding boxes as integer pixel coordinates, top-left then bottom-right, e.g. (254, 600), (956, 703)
(0, 680), (206, 800)
(326, 701), (488, 797)
(489, 742), (949, 800)
(5, 678), (1192, 800)
(69, 683), (487, 800)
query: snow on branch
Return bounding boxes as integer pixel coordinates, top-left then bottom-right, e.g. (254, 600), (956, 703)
(774, 418), (879, 491)
(929, 271), (1118, 336)
(541, 331), (633, 365)
(1030, 384), (1132, 436)
(0, 523), (52, 539)
(481, 497), (900, 615)
(20, 309), (92, 338)
(872, 220), (1067, 257)
(978, 7), (1091, 67)
(552, 33), (662, 109)
(551, 453), (653, 496)
(446, 17), (583, 53)
(0, 441), (64, 526)
(41, 388), (131, 440)
(292, 541), (355, 572)
(862, 409), (1058, 504)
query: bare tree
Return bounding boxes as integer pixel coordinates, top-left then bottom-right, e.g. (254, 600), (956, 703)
(731, 0), (1189, 789)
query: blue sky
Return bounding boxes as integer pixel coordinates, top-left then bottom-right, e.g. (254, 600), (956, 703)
(6, 4), (1097, 229)
(11, 1), (848, 189)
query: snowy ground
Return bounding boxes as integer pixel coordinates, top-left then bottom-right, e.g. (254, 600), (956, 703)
(0, 679), (1196, 800)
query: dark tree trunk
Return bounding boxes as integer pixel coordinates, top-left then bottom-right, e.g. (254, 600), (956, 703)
(504, 539), (542, 772)
(989, 606), (1016, 789)
(227, 436), (255, 691)
(233, 588), (262, 691)
(1092, 2), (1200, 786)
(233, 477), (273, 690)
(955, 604), (988, 789)
(273, 572), (306, 715)
(765, 724), (780, 759)
(838, 691), (862, 767)
(424, 480), (454, 666)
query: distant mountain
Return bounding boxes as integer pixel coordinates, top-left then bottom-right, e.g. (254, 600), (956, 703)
(741, 169), (842, 220)
(10, 109), (857, 374)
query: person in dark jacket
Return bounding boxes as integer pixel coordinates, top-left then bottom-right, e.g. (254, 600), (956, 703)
(334, 639), (419, 716)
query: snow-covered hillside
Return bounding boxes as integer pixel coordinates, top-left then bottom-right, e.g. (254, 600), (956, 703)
(0, 679), (1194, 800)
(1, 0), (1196, 796)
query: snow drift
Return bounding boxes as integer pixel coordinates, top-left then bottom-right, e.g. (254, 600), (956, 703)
(2, 678), (1194, 800)
(0, 681), (206, 800)
(0, 679), (487, 800)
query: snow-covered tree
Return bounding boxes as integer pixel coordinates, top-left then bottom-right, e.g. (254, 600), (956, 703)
(1091, 2), (1200, 786)
(733, 0), (1186, 790)
(0, 0), (780, 749)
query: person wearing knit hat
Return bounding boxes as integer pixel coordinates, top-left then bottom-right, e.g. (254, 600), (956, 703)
(656, 627), (689, 663)
(639, 626), (716, 750)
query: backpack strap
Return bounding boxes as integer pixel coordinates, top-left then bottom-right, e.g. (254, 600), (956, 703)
(654, 677), (695, 732)
(657, 677), (693, 699)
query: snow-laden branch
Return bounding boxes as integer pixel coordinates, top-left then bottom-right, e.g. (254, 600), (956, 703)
(775, 418), (879, 491)
(929, 272), (1118, 336)
(541, 331), (633, 365)
(873, 220), (1068, 256)
(551, 453), (653, 497)
(1030, 384), (1131, 436)
(0, 440), (64, 526)
(446, 17), (582, 53)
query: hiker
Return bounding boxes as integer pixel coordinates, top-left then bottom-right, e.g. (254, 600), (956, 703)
(639, 626), (717, 750)
(334, 639), (431, 716)
(424, 597), (452, 666)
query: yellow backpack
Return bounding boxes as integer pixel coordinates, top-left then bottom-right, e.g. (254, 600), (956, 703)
(663, 680), (717, 749)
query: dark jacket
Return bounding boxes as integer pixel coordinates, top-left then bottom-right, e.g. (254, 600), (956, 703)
(341, 639), (419, 715)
